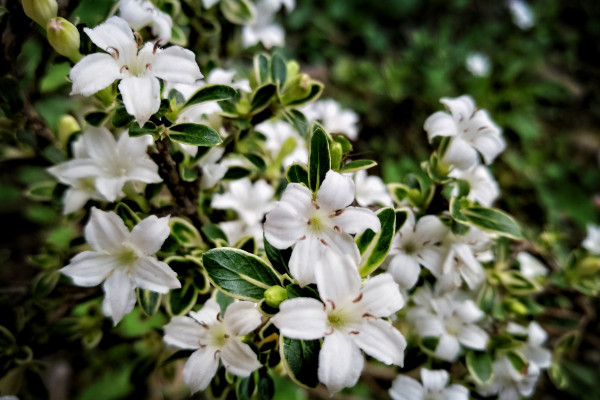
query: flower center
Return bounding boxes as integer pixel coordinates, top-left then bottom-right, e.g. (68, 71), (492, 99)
(208, 323), (229, 349)
(115, 246), (138, 266)
(307, 208), (331, 235)
(403, 240), (417, 255)
(326, 307), (356, 332)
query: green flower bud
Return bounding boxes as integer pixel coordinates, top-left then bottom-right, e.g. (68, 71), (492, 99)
(330, 141), (343, 170)
(282, 73), (312, 105)
(264, 285), (288, 308)
(57, 115), (80, 148)
(22, 0), (57, 28)
(47, 17), (82, 63)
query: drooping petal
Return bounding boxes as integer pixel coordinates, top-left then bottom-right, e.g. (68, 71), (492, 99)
(51, 159), (105, 180)
(472, 132), (506, 164)
(442, 137), (479, 170)
(387, 253), (421, 289)
(102, 268), (136, 324)
(316, 170), (355, 212)
(360, 273), (405, 316)
(190, 298), (220, 326)
(223, 301), (262, 336)
(182, 347), (219, 393)
(82, 126), (118, 161)
(271, 298), (327, 340)
(83, 16), (136, 55)
(131, 257), (180, 293)
(457, 324), (488, 350)
(60, 252), (117, 286)
(440, 95), (476, 122)
(389, 375), (425, 400)
(264, 201), (308, 249)
(424, 111), (456, 142)
(152, 46), (203, 84)
(318, 331), (364, 394)
(220, 339), (262, 376)
(331, 207), (381, 235)
(130, 215), (171, 255)
(352, 318), (406, 366)
(163, 316), (203, 349)
(420, 368), (449, 391)
(434, 333), (461, 361)
(119, 75), (161, 127)
(84, 208), (130, 252)
(315, 249), (361, 305)
(288, 235), (323, 286)
(94, 176), (127, 202)
(62, 188), (93, 215)
(70, 53), (122, 96)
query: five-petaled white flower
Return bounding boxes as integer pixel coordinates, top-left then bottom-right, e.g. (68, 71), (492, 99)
(255, 119), (308, 167)
(424, 95), (505, 170)
(301, 99), (359, 140)
(389, 368), (469, 400)
(60, 208), (180, 324)
(476, 355), (541, 400)
(48, 126), (162, 203)
(386, 208), (448, 289)
(407, 286), (489, 362)
(163, 299), (262, 393)
(449, 164), (500, 207)
(264, 170), (380, 286)
(70, 16), (202, 127)
(241, 0), (286, 49)
(583, 224), (600, 255)
(272, 251), (406, 394)
(507, 321), (551, 371)
(352, 170), (393, 207)
(119, 0), (173, 42)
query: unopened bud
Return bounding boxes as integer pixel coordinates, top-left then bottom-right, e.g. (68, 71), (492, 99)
(281, 73), (313, 105)
(330, 141), (343, 170)
(57, 115), (80, 148)
(47, 17), (82, 62)
(22, 0), (57, 28)
(264, 286), (288, 308)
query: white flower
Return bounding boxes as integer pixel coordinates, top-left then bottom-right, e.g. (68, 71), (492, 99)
(301, 99), (359, 140)
(163, 299), (262, 393)
(70, 16), (202, 127)
(449, 164), (500, 206)
(508, 0), (535, 30)
(352, 170), (392, 207)
(583, 224), (600, 254)
(424, 95), (505, 170)
(119, 0), (173, 42)
(516, 252), (548, 279)
(219, 219), (263, 245)
(436, 226), (492, 293)
(477, 355), (540, 400)
(197, 146), (228, 189)
(465, 52), (491, 77)
(241, 1), (285, 49)
(212, 178), (275, 226)
(202, 0), (220, 8)
(407, 287), (489, 362)
(507, 321), (551, 370)
(386, 209), (447, 289)
(48, 126), (162, 203)
(60, 208), (180, 324)
(264, 170), (380, 286)
(255, 119), (307, 167)
(260, 0), (295, 13)
(272, 252), (406, 394)
(389, 368), (469, 400)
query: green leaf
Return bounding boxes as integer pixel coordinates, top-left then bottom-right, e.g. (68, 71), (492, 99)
(201, 224), (229, 245)
(506, 351), (528, 373)
(168, 88), (185, 106)
(219, 0), (255, 25)
(280, 336), (320, 388)
(332, 134), (353, 154)
(32, 270), (60, 298)
(223, 166), (252, 180)
(202, 248), (281, 301)
(284, 109), (309, 137)
(271, 53), (287, 87)
(168, 123), (222, 146)
(115, 202), (141, 230)
(137, 289), (161, 316)
(255, 54), (270, 85)
(250, 83), (276, 114)
(166, 279), (198, 316)
(263, 234), (291, 276)
(356, 207), (396, 275)
(182, 84), (237, 109)
(26, 181), (56, 201)
(170, 217), (204, 247)
(286, 284), (319, 300)
(462, 206), (524, 240)
(308, 127), (330, 192)
(243, 153), (267, 171)
(466, 350), (493, 384)
(338, 159), (377, 173)
(84, 111), (109, 127)
(112, 104), (134, 128)
(286, 163), (309, 186)
(499, 270), (540, 294)
(129, 121), (158, 137)
(394, 209), (408, 233)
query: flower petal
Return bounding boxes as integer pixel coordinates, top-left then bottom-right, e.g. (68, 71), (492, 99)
(82, 126), (117, 161)
(443, 137), (479, 170)
(316, 170), (355, 212)
(264, 201), (308, 249)
(50, 159), (105, 181)
(288, 235), (323, 286)
(420, 368), (449, 391)
(440, 95), (476, 122)
(95, 176), (126, 202)
(119, 75), (161, 127)
(455, 300), (484, 323)
(224, 301), (262, 336)
(131, 257), (180, 293)
(152, 46), (203, 84)
(190, 298), (220, 326)
(331, 206), (380, 235)
(417, 246), (445, 277)
(83, 16), (136, 55)
(60, 252), (117, 286)
(220, 339), (261, 376)
(182, 347), (219, 393)
(318, 331), (364, 394)
(389, 375), (425, 400)
(127, 159), (163, 184)
(424, 111), (456, 142)
(130, 215), (171, 255)
(163, 316), (202, 349)
(280, 182), (313, 216)
(457, 324), (488, 350)
(360, 273), (405, 316)
(315, 249), (361, 305)
(387, 253), (421, 289)
(415, 215), (448, 244)
(85, 208), (130, 252)
(353, 318), (406, 366)
(272, 297), (327, 340)
(70, 53), (122, 96)
(434, 333), (461, 362)
(102, 268), (136, 324)
(443, 384), (470, 400)
(62, 188), (93, 215)
(473, 132), (506, 164)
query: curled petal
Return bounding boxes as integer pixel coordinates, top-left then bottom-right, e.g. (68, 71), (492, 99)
(224, 301), (262, 336)
(119, 75), (161, 128)
(60, 252), (117, 286)
(85, 208), (129, 252)
(163, 316), (203, 349)
(220, 339), (261, 377)
(70, 53), (122, 96)
(352, 318), (406, 366)
(316, 170), (355, 212)
(318, 331), (364, 394)
(271, 298), (327, 340)
(131, 257), (180, 293)
(331, 206), (380, 235)
(182, 347), (219, 393)
(152, 46), (203, 84)
(130, 215), (171, 255)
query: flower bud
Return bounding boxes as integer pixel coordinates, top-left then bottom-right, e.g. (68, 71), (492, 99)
(264, 285), (288, 308)
(47, 17), (82, 62)
(22, 0), (57, 28)
(282, 73), (312, 105)
(330, 141), (343, 170)
(57, 115), (80, 148)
